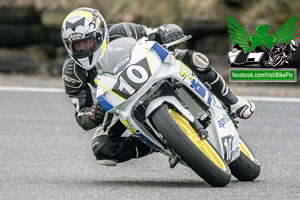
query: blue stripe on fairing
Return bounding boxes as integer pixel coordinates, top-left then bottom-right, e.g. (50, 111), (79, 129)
(97, 95), (114, 111)
(190, 77), (212, 105)
(152, 43), (169, 61)
(134, 131), (161, 150)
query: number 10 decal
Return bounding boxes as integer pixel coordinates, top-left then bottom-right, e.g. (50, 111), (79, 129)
(127, 65), (149, 83)
(112, 58), (152, 99)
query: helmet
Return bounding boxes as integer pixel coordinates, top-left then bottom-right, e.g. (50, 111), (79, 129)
(61, 7), (109, 70)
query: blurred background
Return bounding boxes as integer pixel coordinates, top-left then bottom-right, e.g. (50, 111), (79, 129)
(0, 0), (299, 86)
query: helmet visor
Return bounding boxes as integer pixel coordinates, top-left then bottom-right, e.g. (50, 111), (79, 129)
(74, 37), (94, 52)
(71, 34), (102, 59)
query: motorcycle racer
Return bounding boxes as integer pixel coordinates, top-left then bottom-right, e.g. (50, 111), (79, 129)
(61, 7), (255, 166)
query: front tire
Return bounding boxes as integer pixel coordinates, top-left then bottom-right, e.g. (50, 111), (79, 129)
(229, 137), (260, 181)
(152, 104), (231, 187)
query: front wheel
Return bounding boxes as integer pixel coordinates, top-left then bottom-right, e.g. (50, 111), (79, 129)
(229, 137), (260, 181)
(152, 104), (231, 187)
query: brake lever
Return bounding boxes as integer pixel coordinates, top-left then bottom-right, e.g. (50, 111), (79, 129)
(162, 35), (192, 49)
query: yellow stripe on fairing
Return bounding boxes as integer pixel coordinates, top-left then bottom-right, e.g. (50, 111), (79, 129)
(142, 37), (153, 75)
(94, 78), (127, 101)
(101, 38), (107, 56)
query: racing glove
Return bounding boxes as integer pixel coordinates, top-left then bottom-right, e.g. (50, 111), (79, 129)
(89, 101), (105, 123)
(157, 24), (185, 49)
(76, 101), (105, 130)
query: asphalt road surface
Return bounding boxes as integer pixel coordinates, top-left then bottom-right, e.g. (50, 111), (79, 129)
(1, 88), (300, 200)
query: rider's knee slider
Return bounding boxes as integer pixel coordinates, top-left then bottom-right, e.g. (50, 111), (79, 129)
(174, 50), (211, 73)
(191, 52), (211, 72)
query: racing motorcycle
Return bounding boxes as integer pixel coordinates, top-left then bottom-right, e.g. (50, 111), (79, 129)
(95, 36), (260, 187)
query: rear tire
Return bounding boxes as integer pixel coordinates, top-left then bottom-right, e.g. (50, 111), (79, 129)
(229, 137), (260, 181)
(152, 104), (231, 187)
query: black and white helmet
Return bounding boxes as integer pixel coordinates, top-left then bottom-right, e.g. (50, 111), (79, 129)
(61, 7), (109, 70)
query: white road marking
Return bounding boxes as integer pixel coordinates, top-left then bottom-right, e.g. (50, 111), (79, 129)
(0, 86), (64, 93)
(245, 96), (300, 103)
(1, 86), (300, 103)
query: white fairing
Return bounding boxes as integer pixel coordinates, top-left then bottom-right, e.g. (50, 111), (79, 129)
(95, 37), (240, 163)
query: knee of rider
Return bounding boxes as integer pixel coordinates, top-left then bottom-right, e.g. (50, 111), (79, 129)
(91, 134), (107, 156)
(191, 52), (211, 73)
(174, 50), (211, 73)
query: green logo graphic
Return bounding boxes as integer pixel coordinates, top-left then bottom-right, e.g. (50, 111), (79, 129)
(228, 14), (297, 52)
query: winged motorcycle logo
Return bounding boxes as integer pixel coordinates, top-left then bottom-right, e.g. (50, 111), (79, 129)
(227, 14), (298, 68)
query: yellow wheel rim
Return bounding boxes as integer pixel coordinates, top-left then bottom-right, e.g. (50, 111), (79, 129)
(169, 109), (227, 171)
(240, 139), (255, 161)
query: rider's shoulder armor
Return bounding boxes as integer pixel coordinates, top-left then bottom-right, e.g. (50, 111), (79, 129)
(62, 57), (87, 94)
(108, 22), (146, 42)
(62, 56), (98, 95)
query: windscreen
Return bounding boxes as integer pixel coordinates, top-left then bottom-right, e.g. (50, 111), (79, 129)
(98, 38), (136, 74)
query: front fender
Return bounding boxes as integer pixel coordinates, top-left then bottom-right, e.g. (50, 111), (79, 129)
(145, 96), (195, 122)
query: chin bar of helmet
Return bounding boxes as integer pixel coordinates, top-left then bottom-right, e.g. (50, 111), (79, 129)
(162, 35), (192, 49)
